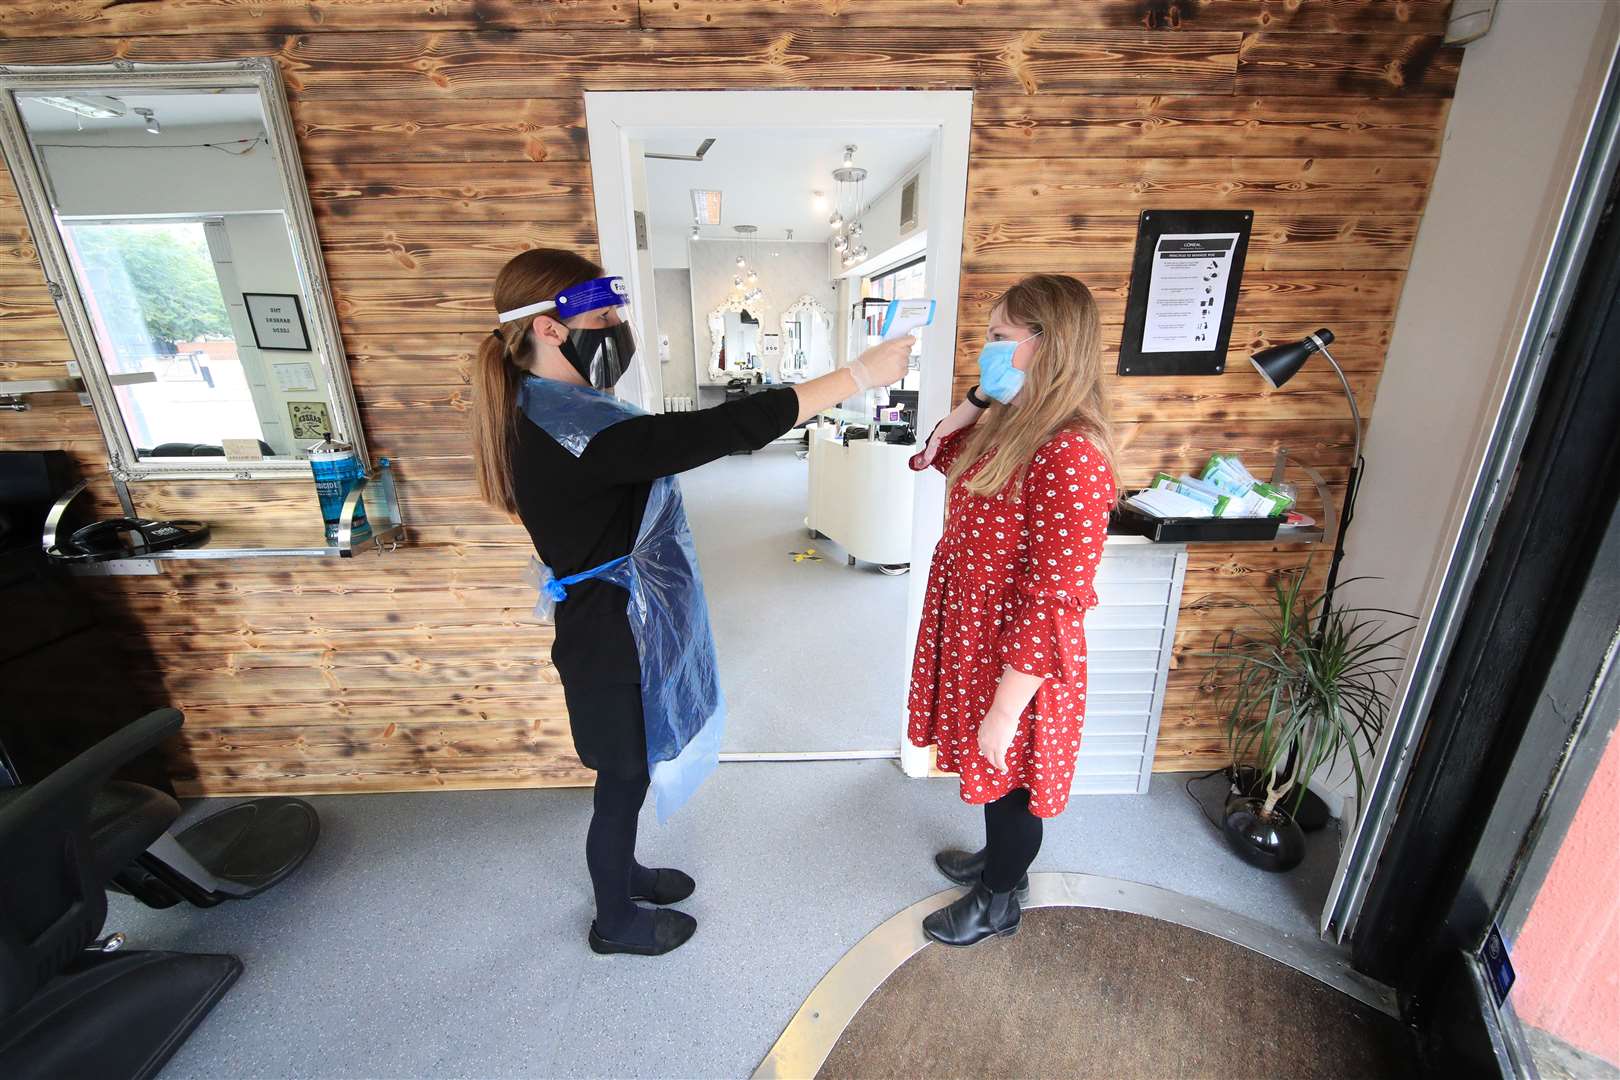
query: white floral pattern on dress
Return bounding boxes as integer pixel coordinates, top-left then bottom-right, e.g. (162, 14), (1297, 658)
(906, 426), (1114, 818)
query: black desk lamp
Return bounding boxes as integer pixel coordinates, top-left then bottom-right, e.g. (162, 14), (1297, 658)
(1250, 329), (1362, 634)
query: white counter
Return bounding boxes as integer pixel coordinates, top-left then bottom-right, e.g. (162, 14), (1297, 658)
(805, 423), (915, 567)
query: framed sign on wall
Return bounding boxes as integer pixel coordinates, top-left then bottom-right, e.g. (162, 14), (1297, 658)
(243, 292), (311, 351)
(287, 400), (332, 440)
(1117, 210), (1253, 377)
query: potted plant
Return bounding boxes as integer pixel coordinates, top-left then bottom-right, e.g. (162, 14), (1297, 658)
(1200, 566), (1412, 872)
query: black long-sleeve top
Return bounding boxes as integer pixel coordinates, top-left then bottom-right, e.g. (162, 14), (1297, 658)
(512, 386), (800, 687)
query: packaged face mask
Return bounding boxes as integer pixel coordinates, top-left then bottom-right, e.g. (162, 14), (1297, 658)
(1249, 481), (1296, 518)
(1151, 472), (1224, 516)
(1200, 454), (1264, 500)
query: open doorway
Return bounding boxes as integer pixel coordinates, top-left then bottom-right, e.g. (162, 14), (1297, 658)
(585, 91), (971, 758)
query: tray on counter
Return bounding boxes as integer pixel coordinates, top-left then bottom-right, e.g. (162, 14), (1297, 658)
(1109, 497), (1283, 543)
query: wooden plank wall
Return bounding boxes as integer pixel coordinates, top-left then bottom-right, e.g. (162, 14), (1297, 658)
(0, 0), (1458, 795)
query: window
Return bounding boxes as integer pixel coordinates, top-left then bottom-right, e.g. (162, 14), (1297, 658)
(864, 256), (926, 391)
(866, 255), (926, 302)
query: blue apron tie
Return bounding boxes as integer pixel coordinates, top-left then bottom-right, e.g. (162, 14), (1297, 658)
(545, 555), (630, 604)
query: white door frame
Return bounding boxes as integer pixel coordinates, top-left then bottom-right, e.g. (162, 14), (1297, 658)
(584, 90), (973, 773)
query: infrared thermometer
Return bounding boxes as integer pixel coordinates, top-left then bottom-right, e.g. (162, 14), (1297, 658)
(880, 298), (936, 341)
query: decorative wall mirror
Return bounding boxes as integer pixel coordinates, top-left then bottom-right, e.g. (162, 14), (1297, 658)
(779, 295), (833, 384)
(705, 299), (765, 383)
(0, 59), (366, 481)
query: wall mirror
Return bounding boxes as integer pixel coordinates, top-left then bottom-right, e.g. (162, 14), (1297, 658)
(0, 59), (365, 480)
(705, 300), (765, 383)
(779, 295), (833, 384)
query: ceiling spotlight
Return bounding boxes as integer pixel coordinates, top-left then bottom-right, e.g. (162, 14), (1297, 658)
(811, 191), (827, 212)
(133, 107), (160, 135)
(691, 224), (701, 239)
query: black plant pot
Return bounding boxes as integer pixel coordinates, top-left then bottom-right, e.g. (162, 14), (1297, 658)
(1222, 797), (1307, 873)
(1226, 765), (1332, 833)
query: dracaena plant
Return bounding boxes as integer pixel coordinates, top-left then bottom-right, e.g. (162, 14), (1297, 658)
(1201, 565), (1414, 820)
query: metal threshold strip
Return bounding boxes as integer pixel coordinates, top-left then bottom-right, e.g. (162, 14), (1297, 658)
(754, 871), (1398, 1080)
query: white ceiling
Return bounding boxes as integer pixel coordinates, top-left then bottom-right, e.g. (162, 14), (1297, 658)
(18, 89), (265, 136)
(642, 127), (933, 247)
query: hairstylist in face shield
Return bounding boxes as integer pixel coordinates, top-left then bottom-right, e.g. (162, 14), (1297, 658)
(472, 249), (912, 957)
(906, 274), (1118, 947)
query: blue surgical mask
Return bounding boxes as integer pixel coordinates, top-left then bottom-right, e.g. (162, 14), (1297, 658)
(977, 332), (1041, 404)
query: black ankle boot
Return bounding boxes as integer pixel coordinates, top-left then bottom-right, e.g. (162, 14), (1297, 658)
(934, 849), (1030, 900)
(922, 878), (1021, 947)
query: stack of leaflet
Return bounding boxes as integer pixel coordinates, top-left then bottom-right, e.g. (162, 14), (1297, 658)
(1116, 454), (1297, 542)
(1124, 454), (1295, 520)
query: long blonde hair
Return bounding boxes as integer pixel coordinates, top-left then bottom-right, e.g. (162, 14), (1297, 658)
(472, 248), (604, 512)
(948, 274), (1117, 501)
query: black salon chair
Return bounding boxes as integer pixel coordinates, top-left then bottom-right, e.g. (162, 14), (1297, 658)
(0, 708), (239, 1079)
(141, 441), (276, 458)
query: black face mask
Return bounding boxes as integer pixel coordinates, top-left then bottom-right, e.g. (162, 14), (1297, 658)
(561, 323), (637, 390)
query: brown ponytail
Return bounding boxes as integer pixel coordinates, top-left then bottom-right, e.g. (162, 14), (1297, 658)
(472, 248), (604, 512)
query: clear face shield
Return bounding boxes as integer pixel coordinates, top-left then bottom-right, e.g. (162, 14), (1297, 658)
(498, 276), (639, 391)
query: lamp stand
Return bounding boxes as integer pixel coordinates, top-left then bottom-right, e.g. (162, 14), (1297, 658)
(1314, 344), (1362, 637)
(1274, 343), (1361, 832)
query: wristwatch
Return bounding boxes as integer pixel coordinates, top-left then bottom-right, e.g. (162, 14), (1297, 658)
(966, 384), (991, 409)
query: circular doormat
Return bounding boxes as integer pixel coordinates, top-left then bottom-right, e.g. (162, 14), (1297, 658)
(816, 906), (1418, 1080)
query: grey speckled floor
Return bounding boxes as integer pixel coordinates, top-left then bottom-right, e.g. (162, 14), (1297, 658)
(680, 442), (910, 754)
(112, 763), (1341, 1080)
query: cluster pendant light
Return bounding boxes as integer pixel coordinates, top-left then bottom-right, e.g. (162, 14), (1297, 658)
(731, 224), (766, 308)
(830, 144), (870, 269)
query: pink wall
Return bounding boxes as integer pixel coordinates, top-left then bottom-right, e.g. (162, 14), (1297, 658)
(1511, 722), (1620, 1064)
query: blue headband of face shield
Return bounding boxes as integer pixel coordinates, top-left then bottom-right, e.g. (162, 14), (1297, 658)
(498, 276), (638, 390)
(497, 275), (629, 323)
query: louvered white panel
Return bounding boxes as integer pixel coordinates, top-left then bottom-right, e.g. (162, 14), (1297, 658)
(1078, 541), (1188, 795)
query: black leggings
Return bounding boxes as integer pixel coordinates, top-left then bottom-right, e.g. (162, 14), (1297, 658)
(587, 772), (650, 937)
(983, 788), (1043, 892)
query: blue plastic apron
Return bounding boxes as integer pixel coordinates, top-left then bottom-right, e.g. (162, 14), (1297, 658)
(519, 376), (724, 822)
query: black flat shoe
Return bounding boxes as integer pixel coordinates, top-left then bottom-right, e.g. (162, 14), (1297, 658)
(630, 868), (695, 906)
(935, 848), (1030, 900)
(588, 909), (697, 956)
(922, 878), (1021, 948)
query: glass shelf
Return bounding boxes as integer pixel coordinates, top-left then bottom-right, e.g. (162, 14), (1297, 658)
(43, 461), (404, 565)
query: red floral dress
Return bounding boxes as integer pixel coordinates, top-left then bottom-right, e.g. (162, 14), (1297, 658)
(907, 425), (1114, 818)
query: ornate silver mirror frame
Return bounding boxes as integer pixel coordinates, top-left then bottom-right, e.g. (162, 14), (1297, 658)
(778, 294), (831, 383)
(0, 58), (365, 481)
(705, 295), (758, 383)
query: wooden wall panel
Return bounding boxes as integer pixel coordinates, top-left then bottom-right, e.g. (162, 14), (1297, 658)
(638, 0), (1453, 35)
(0, 0), (1462, 791)
(970, 95), (1450, 158)
(1, 1), (638, 36)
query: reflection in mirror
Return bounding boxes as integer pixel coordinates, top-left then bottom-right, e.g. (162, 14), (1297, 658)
(706, 301), (765, 382)
(18, 90), (324, 461)
(779, 295), (833, 384)
(0, 63), (362, 479)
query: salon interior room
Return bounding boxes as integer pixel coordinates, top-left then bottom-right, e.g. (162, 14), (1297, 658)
(638, 129), (932, 757)
(2, 3), (1619, 1080)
